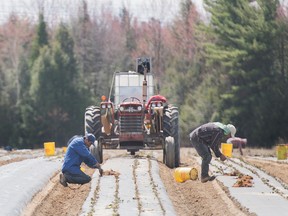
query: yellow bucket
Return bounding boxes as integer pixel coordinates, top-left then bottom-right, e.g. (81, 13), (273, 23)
(221, 143), (233, 157)
(44, 142), (55, 156)
(174, 167), (198, 183)
(277, 144), (287, 160)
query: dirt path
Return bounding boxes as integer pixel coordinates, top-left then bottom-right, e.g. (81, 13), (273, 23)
(80, 156), (175, 215)
(160, 149), (249, 216)
(18, 147), (288, 216)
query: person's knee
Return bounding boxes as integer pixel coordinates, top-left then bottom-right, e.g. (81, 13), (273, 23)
(78, 174), (91, 185)
(83, 176), (92, 184)
(208, 154), (212, 162)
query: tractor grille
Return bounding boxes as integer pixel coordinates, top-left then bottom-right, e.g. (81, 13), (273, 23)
(119, 115), (143, 133)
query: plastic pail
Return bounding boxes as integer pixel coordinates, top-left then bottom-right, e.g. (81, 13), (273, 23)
(174, 167), (198, 183)
(44, 142), (55, 156)
(221, 143), (233, 157)
(277, 144), (287, 160)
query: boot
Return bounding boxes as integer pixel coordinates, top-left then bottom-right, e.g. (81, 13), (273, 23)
(60, 173), (68, 187)
(201, 175), (216, 183)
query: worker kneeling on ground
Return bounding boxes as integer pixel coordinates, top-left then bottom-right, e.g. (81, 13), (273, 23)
(60, 133), (103, 187)
(189, 122), (236, 183)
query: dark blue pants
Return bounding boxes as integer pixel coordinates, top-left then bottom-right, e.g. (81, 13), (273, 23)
(190, 132), (212, 178)
(63, 171), (91, 185)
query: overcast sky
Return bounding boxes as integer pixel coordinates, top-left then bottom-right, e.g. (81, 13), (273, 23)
(0, 0), (206, 24)
(0, 0), (177, 23)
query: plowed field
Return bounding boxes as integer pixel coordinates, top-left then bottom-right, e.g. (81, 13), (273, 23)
(1, 147), (287, 216)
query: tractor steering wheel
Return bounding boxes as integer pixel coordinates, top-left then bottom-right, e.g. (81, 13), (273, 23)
(122, 97), (141, 103)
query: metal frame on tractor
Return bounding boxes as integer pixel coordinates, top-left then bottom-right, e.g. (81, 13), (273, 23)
(84, 57), (180, 168)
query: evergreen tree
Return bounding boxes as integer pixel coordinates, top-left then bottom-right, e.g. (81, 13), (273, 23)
(203, 0), (284, 147)
(19, 13), (49, 148)
(120, 7), (137, 70)
(29, 13), (48, 64)
(28, 24), (89, 147)
(0, 15), (33, 148)
(53, 23), (90, 142)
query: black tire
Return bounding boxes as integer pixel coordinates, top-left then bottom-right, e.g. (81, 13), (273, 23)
(165, 136), (175, 168)
(163, 141), (166, 164)
(163, 108), (171, 165)
(163, 106), (180, 167)
(84, 106), (101, 140)
(90, 139), (103, 163)
(163, 107), (172, 137)
(170, 107), (180, 167)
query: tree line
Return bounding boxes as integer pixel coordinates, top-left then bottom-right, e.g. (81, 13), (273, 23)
(0, 0), (287, 149)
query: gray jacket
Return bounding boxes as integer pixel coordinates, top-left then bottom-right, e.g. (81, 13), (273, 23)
(189, 123), (224, 157)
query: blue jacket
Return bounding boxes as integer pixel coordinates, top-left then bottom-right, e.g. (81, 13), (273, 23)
(62, 136), (98, 175)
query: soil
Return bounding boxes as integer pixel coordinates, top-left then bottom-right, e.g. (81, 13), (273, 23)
(17, 147), (288, 216)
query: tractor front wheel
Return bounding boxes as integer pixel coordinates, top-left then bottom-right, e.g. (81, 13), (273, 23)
(90, 139), (103, 163)
(164, 136), (176, 168)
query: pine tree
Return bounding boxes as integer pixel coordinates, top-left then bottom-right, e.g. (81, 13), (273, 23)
(17, 13), (50, 148)
(28, 23), (90, 147)
(29, 13), (48, 64)
(203, 0), (284, 147)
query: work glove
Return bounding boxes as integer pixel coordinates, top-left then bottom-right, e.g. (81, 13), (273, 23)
(94, 163), (103, 176)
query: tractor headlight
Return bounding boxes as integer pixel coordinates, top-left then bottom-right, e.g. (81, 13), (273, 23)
(107, 104), (112, 108)
(151, 103), (156, 108)
(101, 104), (106, 108)
(157, 102), (162, 107)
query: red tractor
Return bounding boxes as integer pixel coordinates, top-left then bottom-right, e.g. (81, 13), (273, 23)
(84, 57), (180, 168)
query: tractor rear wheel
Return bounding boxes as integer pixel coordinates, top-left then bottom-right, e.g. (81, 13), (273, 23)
(84, 106), (101, 140)
(163, 106), (180, 168)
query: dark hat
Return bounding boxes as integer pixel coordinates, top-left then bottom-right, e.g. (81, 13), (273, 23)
(86, 133), (96, 144)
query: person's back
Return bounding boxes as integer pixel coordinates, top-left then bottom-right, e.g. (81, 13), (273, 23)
(66, 135), (82, 146)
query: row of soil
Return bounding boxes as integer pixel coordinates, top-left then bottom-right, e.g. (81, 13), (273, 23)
(1, 148), (285, 216)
